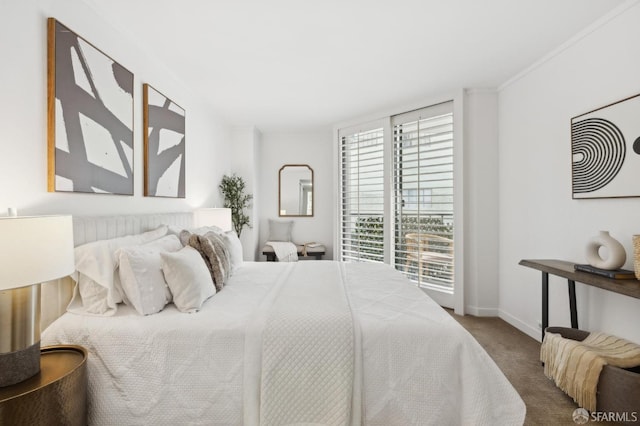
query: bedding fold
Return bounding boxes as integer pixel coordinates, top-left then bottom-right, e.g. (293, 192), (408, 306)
(244, 261), (359, 426)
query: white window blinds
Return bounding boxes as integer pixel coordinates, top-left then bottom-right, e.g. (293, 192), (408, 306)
(392, 102), (455, 289)
(339, 126), (385, 263)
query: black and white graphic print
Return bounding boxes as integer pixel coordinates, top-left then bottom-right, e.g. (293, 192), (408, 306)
(50, 19), (134, 194)
(143, 84), (185, 198)
(571, 118), (625, 193)
(571, 94), (640, 199)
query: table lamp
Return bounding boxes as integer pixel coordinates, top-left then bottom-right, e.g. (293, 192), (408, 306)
(194, 208), (232, 232)
(0, 215), (74, 387)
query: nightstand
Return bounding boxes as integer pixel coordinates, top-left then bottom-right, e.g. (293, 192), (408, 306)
(0, 345), (87, 426)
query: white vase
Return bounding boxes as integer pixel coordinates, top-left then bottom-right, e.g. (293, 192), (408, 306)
(585, 231), (626, 270)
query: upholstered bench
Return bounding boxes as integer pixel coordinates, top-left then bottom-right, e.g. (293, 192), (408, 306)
(262, 244), (325, 261)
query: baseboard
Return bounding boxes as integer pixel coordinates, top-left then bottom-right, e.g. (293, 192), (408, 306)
(499, 309), (542, 342)
(464, 305), (499, 317)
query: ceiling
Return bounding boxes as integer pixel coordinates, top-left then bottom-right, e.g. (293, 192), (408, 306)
(83, 0), (625, 131)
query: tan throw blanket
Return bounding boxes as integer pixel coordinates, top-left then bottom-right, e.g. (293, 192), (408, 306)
(541, 331), (640, 411)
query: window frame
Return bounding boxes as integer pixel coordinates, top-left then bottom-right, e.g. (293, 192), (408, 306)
(333, 91), (465, 314)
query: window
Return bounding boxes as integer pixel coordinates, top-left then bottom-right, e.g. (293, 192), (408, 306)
(401, 188), (432, 211)
(393, 102), (454, 289)
(339, 126), (385, 263)
(338, 102), (455, 291)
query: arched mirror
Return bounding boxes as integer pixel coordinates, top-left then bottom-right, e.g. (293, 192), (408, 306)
(279, 164), (313, 217)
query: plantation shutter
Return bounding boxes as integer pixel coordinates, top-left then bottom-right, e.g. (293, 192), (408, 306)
(339, 125), (385, 263)
(392, 102), (455, 289)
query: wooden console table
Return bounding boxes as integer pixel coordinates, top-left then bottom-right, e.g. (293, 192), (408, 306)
(519, 259), (640, 340)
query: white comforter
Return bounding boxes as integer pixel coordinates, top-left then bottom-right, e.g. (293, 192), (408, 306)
(43, 261), (525, 425)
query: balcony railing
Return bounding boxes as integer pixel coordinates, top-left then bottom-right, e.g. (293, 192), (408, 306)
(344, 213), (454, 288)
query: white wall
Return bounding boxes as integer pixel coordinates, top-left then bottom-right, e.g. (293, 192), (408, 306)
(0, 0), (230, 218)
(230, 126), (261, 260)
(498, 3), (640, 342)
(257, 130), (334, 260)
(464, 90), (500, 316)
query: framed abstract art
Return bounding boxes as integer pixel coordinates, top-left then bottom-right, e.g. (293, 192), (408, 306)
(143, 84), (186, 198)
(571, 93), (640, 199)
(47, 18), (134, 195)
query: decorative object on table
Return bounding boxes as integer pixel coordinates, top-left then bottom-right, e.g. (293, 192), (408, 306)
(633, 235), (640, 280)
(585, 231), (626, 270)
(574, 264), (636, 280)
(219, 174), (253, 237)
(302, 242), (320, 256)
(0, 216), (74, 387)
(571, 93), (640, 199)
(47, 18), (134, 195)
(143, 84), (186, 198)
(194, 208), (232, 231)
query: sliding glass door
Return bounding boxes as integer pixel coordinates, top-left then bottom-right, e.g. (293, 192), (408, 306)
(392, 102), (454, 307)
(338, 101), (457, 308)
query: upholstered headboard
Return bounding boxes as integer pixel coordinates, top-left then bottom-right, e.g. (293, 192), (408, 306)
(72, 212), (193, 246)
(41, 212), (194, 330)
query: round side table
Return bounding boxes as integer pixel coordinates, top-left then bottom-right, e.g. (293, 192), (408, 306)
(0, 345), (87, 426)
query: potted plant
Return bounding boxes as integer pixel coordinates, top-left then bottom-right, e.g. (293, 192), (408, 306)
(219, 174), (253, 237)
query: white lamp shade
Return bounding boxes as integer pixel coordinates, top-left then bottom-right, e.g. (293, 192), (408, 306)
(0, 215), (75, 290)
(194, 208), (232, 232)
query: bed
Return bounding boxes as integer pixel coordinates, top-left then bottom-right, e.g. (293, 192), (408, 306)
(41, 213), (525, 425)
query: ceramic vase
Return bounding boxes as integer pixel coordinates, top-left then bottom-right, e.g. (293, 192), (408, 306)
(585, 231), (626, 270)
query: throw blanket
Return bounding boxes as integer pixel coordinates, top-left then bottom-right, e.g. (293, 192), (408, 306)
(266, 241), (298, 262)
(541, 331), (640, 411)
(244, 262), (358, 426)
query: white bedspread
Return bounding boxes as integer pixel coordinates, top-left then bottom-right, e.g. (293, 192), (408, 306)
(245, 261), (357, 426)
(42, 261), (525, 425)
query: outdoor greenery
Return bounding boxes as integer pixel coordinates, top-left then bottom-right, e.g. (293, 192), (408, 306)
(352, 216), (384, 260)
(219, 174), (253, 237)
(397, 215), (454, 241)
(352, 214), (454, 283)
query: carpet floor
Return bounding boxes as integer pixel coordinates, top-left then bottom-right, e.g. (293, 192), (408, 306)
(447, 311), (621, 425)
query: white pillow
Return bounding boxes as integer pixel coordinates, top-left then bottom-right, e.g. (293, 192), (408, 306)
(68, 226), (169, 316)
(221, 231), (243, 274)
(161, 246), (216, 313)
(116, 235), (182, 315)
(268, 219), (293, 242)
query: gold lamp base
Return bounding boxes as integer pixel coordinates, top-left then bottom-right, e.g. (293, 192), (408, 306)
(0, 285), (41, 387)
